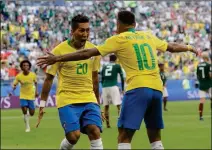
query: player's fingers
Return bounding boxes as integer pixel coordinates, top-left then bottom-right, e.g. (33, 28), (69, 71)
(46, 51), (54, 56)
(37, 60), (47, 66)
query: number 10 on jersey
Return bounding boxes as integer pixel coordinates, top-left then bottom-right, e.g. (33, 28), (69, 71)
(133, 43), (156, 70)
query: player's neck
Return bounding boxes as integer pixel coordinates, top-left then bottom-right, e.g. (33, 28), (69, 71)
(120, 26), (135, 33)
(23, 71), (30, 75)
(70, 39), (85, 50)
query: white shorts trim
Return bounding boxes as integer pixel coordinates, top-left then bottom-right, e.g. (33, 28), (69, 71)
(199, 88), (211, 98)
(102, 86), (121, 106)
(163, 87), (169, 97)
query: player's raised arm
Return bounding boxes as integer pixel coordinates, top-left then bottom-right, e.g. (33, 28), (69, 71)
(166, 43), (198, 55)
(37, 48), (100, 66)
(37, 35), (121, 67)
(36, 73), (54, 128)
(34, 74), (39, 97)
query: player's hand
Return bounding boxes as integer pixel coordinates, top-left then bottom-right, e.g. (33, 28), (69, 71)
(36, 107), (46, 128)
(188, 45), (199, 56)
(35, 92), (39, 98)
(37, 52), (57, 67)
(101, 111), (107, 122)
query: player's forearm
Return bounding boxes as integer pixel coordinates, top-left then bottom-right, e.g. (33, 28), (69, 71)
(92, 71), (100, 104)
(56, 48), (100, 62)
(40, 78), (53, 101)
(35, 82), (38, 93)
(167, 43), (192, 53)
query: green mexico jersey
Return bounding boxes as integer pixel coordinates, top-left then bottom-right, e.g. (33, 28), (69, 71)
(196, 62), (212, 90)
(101, 63), (124, 88)
(160, 71), (167, 86)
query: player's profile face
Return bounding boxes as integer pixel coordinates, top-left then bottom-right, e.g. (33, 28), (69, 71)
(21, 62), (30, 72)
(72, 23), (90, 42)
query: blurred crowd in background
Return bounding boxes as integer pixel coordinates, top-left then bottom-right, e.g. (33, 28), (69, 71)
(1, 1), (211, 83)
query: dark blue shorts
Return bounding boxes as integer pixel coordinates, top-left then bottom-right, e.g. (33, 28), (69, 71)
(20, 99), (35, 110)
(118, 87), (164, 130)
(58, 103), (102, 135)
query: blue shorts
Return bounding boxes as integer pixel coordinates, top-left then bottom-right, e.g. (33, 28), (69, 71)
(118, 87), (164, 130)
(58, 103), (102, 135)
(20, 99), (35, 110)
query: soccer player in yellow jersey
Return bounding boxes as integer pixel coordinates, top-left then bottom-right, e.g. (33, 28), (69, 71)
(10, 60), (38, 132)
(36, 15), (103, 149)
(37, 11), (198, 149)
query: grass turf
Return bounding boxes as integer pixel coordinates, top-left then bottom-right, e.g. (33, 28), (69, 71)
(1, 100), (211, 149)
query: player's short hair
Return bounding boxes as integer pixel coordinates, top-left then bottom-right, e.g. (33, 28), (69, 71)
(117, 10), (135, 25)
(20, 60), (32, 69)
(201, 52), (209, 60)
(109, 54), (117, 62)
(71, 14), (89, 31)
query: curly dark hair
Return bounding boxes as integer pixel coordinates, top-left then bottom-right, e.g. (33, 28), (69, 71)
(20, 60), (32, 70)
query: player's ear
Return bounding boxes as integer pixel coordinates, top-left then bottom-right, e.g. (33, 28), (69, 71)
(133, 22), (136, 28)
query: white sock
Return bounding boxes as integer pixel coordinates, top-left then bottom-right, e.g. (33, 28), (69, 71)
(24, 114), (30, 129)
(90, 138), (103, 149)
(118, 143), (131, 149)
(60, 138), (74, 150)
(151, 141), (164, 150)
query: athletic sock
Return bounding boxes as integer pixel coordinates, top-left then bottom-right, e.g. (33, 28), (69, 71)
(118, 143), (131, 149)
(24, 114), (30, 129)
(151, 141), (164, 149)
(90, 138), (103, 149)
(60, 138), (74, 150)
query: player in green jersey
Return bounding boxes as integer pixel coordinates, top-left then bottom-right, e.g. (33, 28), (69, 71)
(101, 54), (125, 128)
(159, 63), (168, 111)
(196, 52), (212, 120)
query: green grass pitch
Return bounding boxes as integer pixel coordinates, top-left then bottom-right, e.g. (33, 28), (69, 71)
(1, 100), (211, 149)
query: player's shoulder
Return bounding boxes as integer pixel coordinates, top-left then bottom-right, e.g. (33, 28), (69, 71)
(85, 41), (96, 48)
(30, 72), (36, 76)
(198, 62), (207, 67)
(52, 40), (68, 54)
(15, 72), (22, 78)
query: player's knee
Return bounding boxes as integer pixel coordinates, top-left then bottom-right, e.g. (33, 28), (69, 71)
(29, 110), (35, 116)
(66, 131), (80, 145)
(86, 125), (101, 139)
(118, 128), (135, 143)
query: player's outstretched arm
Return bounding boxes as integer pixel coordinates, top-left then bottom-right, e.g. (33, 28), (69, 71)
(167, 43), (198, 55)
(37, 48), (101, 66)
(36, 73), (54, 128)
(92, 71), (100, 105)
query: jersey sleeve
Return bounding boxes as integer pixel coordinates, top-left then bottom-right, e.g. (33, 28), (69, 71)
(151, 34), (168, 52)
(92, 56), (101, 71)
(13, 74), (19, 86)
(46, 48), (61, 76)
(96, 35), (122, 56)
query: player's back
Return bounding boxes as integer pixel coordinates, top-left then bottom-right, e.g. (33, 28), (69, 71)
(101, 63), (121, 87)
(114, 30), (167, 92)
(197, 62), (211, 81)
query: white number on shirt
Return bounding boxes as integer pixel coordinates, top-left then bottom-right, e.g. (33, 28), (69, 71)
(105, 65), (113, 76)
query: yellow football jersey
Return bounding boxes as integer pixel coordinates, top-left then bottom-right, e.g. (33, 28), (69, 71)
(96, 29), (168, 92)
(13, 72), (37, 100)
(46, 40), (100, 108)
